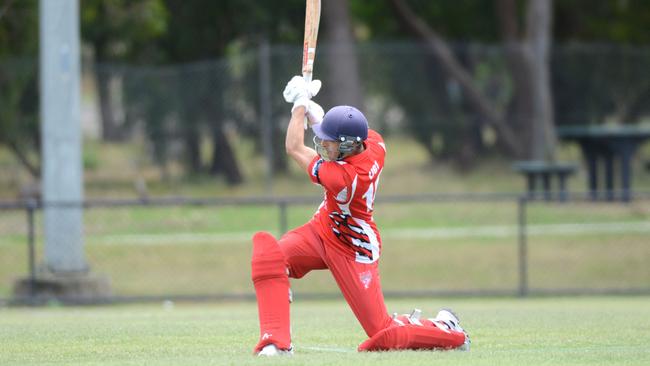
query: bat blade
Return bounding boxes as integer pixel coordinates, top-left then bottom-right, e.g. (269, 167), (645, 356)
(302, 0), (321, 83)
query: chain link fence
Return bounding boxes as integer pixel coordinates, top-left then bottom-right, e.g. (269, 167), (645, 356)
(81, 42), (650, 181)
(2, 42), (650, 189)
(1, 42), (650, 303)
(1, 193), (649, 304)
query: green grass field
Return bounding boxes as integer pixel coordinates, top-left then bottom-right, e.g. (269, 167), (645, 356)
(2, 200), (649, 297)
(2, 135), (650, 200)
(1, 138), (649, 365)
(1, 297), (649, 365)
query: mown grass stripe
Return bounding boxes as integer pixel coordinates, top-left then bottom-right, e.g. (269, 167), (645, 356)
(84, 221), (650, 245)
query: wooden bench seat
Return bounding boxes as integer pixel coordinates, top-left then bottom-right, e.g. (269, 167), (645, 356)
(512, 161), (578, 201)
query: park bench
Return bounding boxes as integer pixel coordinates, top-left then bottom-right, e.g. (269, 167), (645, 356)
(512, 161), (578, 201)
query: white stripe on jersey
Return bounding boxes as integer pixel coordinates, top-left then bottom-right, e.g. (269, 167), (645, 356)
(352, 217), (381, 264)
(336, 175), (358, 214)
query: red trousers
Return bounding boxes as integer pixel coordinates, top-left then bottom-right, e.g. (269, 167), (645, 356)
(252, 220), (393, 351)
(280, 220), (393, 337)
(252, 220), (465, 352)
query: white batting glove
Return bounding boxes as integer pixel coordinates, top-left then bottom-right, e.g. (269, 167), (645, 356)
(282, 75), (322, 112)
(306, 100), (324, 125)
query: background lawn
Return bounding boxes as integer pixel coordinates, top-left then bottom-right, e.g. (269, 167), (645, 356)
(1, 297), (649, 365)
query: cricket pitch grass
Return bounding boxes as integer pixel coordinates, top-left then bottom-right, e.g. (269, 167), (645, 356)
(1, 296), (649, 365)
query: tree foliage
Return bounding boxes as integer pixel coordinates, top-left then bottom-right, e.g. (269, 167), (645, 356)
(2, 0), (650, 180)
(0, 0), (40, 178)
(350, 0), (650, 164)
(81, 0), (168, 63)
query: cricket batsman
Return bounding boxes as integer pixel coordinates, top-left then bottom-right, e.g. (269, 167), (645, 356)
(250, 76), (471, 356)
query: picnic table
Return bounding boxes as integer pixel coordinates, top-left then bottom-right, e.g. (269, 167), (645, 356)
(557, 125), (650, 201)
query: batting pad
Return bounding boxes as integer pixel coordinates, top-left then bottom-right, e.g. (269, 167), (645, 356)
(358, 323), (465, 352)
(251, 232), (292, 353)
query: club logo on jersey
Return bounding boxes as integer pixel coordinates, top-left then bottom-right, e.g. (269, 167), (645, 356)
(328, 212), (373, 261)
(358, 270), (373, 289)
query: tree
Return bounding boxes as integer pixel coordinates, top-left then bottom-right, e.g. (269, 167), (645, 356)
(389, 0), (556, 160)
(156, 0), (248, 183)
(322, 0), (365, 109)
(156, 0), (309, 182)
(496, 0), (556, 160)
(553, 0), (650, 126)
(81, 0), (168, 141)
(0, 0), (40, 178)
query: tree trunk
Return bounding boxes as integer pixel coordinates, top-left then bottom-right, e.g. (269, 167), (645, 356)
(209, 123), (243, 185)
(496, 0), (536, 156)
(204, 74), (243, 185)
(322, 0), (365, 109)
(8, 140), (39, 179)
(94, 31), (124, 142)
(184, 126), (202, 174)
(272, 124), (288, 173)
(390, 0), (523, 157)
(525, 0), (556, 161)
(96, 69), (122, 141)
(258, 39), (288, 176)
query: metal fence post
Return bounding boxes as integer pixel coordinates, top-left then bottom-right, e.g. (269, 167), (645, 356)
(279, 200), (288, 236)
(26, 199), (37, 298)
(518, 196), (529, 297)
(259, 38), (274, 194)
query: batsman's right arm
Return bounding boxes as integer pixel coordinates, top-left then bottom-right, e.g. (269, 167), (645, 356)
(286, 106), (317, 171)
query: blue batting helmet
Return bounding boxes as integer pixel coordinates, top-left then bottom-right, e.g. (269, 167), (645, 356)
(312, 105), (368, 142)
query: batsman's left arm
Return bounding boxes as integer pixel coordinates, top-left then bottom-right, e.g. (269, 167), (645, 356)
(286, 106), (317, 171)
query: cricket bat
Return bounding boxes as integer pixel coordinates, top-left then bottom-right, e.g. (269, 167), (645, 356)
(302, 0), (321, 128)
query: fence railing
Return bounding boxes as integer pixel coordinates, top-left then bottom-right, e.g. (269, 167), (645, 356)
(1, 191), (649, 305)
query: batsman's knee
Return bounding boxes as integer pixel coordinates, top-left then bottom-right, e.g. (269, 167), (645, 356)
(251, 231), (288, 283)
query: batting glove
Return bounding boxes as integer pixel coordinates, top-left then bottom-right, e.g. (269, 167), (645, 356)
(283, 75), (322, 112)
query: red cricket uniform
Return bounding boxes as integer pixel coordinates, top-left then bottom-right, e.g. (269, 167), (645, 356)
(252, 128), (466, 352)
(278, 129), (393, 338)
(308, 128), (385, 264)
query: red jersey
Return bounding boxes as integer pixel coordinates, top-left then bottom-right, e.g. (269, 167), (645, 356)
(307, 129), (386, 263)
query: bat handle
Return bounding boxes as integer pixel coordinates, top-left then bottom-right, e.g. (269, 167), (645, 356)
(302, 72), (312, 129)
